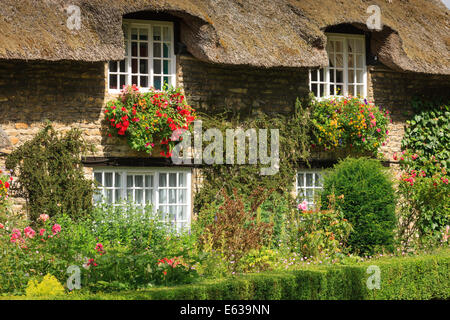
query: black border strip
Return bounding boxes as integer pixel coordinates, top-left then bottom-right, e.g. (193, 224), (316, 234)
(82, 157), (395, 168)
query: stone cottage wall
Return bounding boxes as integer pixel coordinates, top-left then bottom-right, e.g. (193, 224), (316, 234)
(0, 56), (310, 213)
(1, 55), (449, 212)
(1, 56), (449, 166)
(177, 54), (310, 115)
(0, 55), (311, 160)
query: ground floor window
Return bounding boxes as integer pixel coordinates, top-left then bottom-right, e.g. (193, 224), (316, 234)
(296, 170), (323, 208)
(93, 167), (191, 231)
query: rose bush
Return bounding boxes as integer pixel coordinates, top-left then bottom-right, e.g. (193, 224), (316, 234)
(0, 216), (70, 294)
(396, 150), (450, 249)
(105, 85), (196, 157)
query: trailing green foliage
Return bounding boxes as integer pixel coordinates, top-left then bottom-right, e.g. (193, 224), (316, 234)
(321, 158), (396, 255)
(7, 250), (448, 300)
(5, 125), (95, 221)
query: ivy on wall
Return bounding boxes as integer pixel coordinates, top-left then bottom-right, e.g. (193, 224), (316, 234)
(401, 98), (450, 172)
(193, 97), (313, 243)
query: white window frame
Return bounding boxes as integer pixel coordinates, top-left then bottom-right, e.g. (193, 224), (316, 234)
(296, 170), (323, 208)
(93, 167), (191, 231)
(309, 33), (367, 99)
(108, 19), (176, 94)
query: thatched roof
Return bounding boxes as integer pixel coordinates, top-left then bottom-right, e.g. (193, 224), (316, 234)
(0, 0), (449, 74)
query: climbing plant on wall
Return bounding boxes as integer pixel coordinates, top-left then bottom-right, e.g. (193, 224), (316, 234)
(401, 98), (450, 173)
(193, 97), (313, 245)
(5, 125), (95, 221)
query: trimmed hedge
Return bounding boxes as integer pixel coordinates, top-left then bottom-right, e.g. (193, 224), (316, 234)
(2, 251), (449, 300)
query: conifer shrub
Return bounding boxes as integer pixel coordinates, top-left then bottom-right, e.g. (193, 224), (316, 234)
(321, 158), (396, 255)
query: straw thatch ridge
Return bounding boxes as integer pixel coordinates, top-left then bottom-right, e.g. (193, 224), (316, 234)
(0, 0), (448, 74)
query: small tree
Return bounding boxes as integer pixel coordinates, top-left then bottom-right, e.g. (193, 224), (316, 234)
(321, 158), (396, 255)
(6, 124), (95, 221)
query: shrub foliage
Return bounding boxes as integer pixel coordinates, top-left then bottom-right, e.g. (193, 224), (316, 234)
(5, 125), (95, 221)
(321, 158), (396, 255)
(30, 250), (450, 300)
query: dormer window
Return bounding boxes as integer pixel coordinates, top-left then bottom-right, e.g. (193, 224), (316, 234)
(108, 20), (176, 93)
(309, 34), (367, 98)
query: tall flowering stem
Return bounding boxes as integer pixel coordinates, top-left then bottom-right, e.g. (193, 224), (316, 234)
(0, 169), (13, 214)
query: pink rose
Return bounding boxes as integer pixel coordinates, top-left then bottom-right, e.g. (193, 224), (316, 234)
(297, 200), (308, 212)
(0, 223), (4, 229)
(39, 229), (45, 236)
(24, 226), (36, 239)
(10, 230), (21, 243)
(39, 214), (49, 222)
(52, 224), (61, 235)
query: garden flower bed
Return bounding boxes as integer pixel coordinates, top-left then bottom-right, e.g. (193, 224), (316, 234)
(1, 249), (449, 300)
(1, 97), (448, 301)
